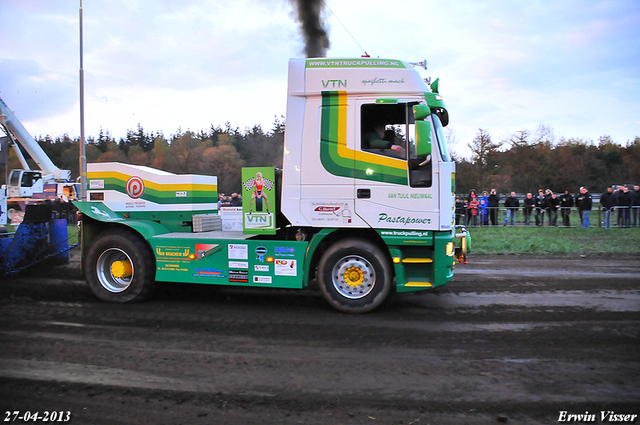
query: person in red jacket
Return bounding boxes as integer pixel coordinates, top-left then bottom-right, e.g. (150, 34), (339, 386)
(467, 190), (479, 226)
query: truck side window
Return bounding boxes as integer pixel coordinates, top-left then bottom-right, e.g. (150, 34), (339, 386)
(408, 144), (432, 188)
(361, 102), (432, 187)
(360, 104), (406, 159)
(21, 172), (39, 188)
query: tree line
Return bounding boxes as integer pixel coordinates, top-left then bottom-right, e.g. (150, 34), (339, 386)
(455, 125), (640, 195)
(2, 120), (638, 196)
(2, 118), (285, 195)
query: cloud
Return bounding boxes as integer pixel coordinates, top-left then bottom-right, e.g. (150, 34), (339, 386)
(0, 0), (638, 150)
(0, 58), (77, 122)
(84, 0), (297, 89)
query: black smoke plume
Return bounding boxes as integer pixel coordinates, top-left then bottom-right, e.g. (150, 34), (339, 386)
(291, 0), (330, 57)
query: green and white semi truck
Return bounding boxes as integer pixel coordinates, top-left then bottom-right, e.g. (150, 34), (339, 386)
(75, 57), (468, 313)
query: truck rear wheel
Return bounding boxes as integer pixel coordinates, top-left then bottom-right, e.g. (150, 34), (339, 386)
(318, 239), (392, 313)
(84, 228), (155, 302)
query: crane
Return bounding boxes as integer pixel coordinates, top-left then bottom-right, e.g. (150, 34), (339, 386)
(1, 97), (77, 223)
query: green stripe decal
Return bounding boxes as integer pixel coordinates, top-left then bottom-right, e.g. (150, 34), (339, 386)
(320, 91), (408, 185)
(320, 91), (353, 178)
(99, 178), (215, 205)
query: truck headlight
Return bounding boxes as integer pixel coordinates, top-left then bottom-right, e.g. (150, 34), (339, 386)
(446, 241), (454, 257)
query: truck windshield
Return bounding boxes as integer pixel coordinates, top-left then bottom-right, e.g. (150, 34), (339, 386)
(433, 114), (451, 162)
(9, 171), (20, 186)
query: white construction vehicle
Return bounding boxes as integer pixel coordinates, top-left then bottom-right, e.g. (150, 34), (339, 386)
(0, 97), (78, 222)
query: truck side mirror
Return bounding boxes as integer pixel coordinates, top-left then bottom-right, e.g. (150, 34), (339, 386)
(415, 121), (432, 156)
(413, 104), (432, 156)
(413, 104), (430, 120)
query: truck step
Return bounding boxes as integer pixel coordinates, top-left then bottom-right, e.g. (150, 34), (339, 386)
(402, 257), (433, 264)
(404, 281), (433, 287)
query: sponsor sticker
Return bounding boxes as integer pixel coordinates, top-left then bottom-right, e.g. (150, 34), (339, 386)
(156, 246), (190, 258)
(193, 267), (226, 278)
(256, 246), (267, 262)
(229, 269), (248, 283)
(89, 179), (104, 189)
(228, 244), (248, 260)
(194, 244), (221, 260)
(126, 176), (145, 199)
(310, 201), (352, 224)
(275, 259), (297, 276)
(253, 275), (272, 284)
(275, 246), (295, 257)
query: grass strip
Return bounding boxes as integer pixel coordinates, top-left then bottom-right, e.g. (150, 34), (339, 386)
(5, 224), (638, 256)
(466, 226), (640, 255)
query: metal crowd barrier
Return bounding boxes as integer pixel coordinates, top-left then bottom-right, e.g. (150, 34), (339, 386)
(456, 206), (640, 228)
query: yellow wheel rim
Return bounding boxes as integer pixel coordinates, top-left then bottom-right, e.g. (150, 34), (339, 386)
(343, 266), (364, 287)
(331, 255), (376, 299)
(111, 260), (133, 279)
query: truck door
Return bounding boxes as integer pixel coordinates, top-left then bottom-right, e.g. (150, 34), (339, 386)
(354, 101), (440, 230)
(20, 171), (42, 197)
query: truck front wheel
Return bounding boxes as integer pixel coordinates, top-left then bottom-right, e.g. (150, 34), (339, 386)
(318, 239), (392, 313)
(84, 229), (155, 302)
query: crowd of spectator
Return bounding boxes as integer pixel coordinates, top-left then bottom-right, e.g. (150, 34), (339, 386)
(217, 192), (242, 208)
(44, 197), (77, 225)
(455, 185), (640, 228)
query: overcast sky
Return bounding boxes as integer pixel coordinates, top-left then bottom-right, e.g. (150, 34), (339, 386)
(1, 0), (639, 159)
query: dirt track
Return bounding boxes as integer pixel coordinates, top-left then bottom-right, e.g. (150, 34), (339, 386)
(1, 250), (639, 424)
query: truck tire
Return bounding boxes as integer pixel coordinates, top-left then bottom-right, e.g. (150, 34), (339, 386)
(317, 239), (392, 313)
(84, 228), (155, 303)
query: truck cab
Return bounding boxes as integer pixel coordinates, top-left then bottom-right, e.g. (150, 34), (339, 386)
(8, 170), (44, 198)
(282, 58), (455, 232)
